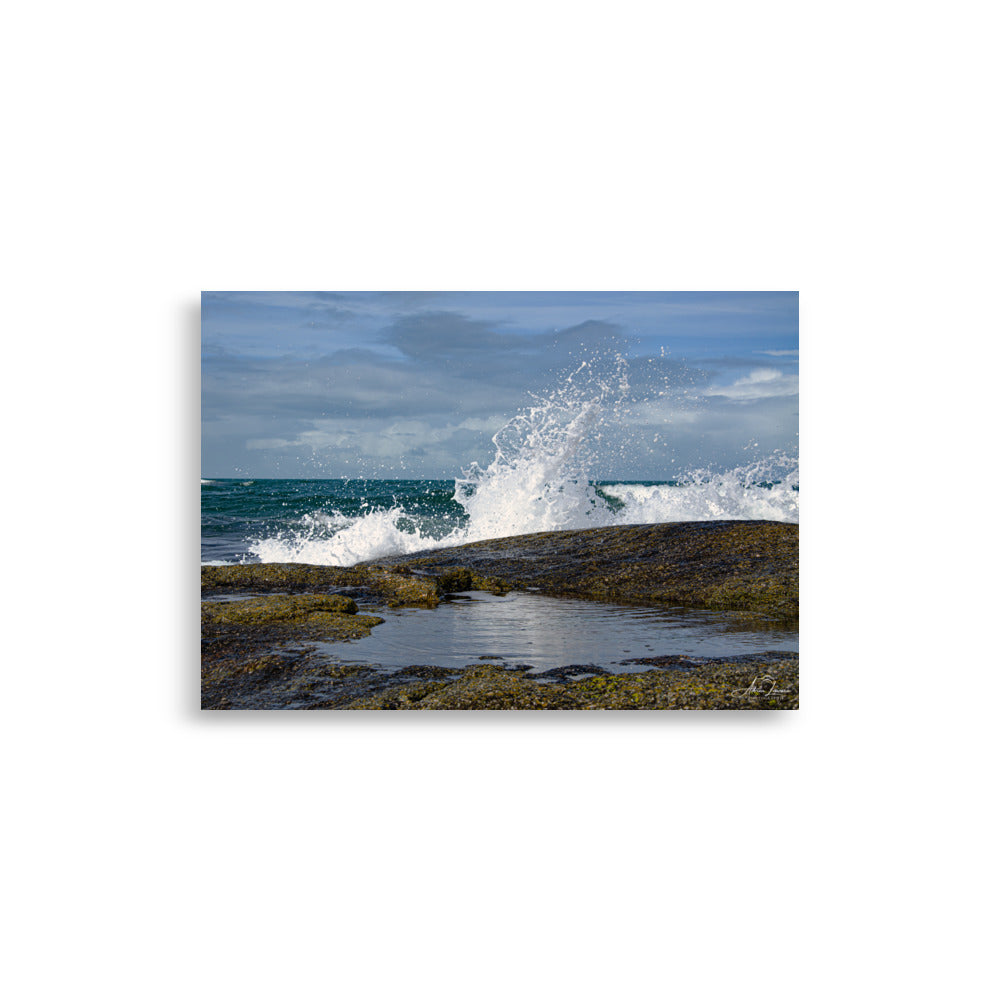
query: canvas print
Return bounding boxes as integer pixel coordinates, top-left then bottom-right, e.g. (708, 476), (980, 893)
(201, 292), (799, 710)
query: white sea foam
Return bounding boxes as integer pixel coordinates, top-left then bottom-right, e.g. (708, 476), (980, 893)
(247, 361), (798, 566)
(250, 507), (439, 566)
(455, 392), (611, 539)
(601, 457), (799, 524)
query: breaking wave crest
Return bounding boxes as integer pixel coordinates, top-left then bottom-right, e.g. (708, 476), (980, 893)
(246, 362), (798, 566)
(249, 507), (445, 566)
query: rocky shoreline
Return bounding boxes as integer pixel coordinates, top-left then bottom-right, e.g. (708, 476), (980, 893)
(201, 520), (798, 711)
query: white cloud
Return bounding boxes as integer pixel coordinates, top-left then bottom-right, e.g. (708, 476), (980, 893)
(703, 368), (799, 400)
(246, 415), (501, 461)
(246, 437), (298, 450)
(621, 398), (701, 426)
(457, 417), (504, 433)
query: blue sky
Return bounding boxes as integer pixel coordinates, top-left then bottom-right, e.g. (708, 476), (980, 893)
(202, 291), (798, 478)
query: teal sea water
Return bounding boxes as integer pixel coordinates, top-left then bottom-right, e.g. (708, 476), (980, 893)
(201, 478), (458, 564)
(201, 472), (798, 566)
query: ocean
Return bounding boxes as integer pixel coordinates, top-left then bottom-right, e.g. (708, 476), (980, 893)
(201, 469), (799, 566)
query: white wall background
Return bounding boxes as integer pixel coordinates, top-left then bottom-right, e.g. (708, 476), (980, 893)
(4, 2), (995, 998)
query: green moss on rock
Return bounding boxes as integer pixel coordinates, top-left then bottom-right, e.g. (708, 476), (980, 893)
(368, 520), (797, 620)
(203, 594), (357, 623)
(435, 568), (474, 593)
(202, 595), (384, 642)
(346, 657), (798, 711)
(348, 663), (579, 710)
(201, 563), (438, 607)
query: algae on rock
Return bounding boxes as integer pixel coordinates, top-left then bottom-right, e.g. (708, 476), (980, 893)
(367, 520), (798, 620)
(201, 594), (384, 642)
(202, 563), (439, 607)
(344, 658), (799, 711)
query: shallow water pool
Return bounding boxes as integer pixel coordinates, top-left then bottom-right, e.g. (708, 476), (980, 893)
(317, 590), (797, 674)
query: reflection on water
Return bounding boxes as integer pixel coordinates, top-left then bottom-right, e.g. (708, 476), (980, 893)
(317, 590), (798, 674)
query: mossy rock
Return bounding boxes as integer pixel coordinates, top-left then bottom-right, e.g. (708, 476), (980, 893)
(201, 639), (403, 711)
(349, 663), (580, 710)
(203, 594), (357, 622)
(201, 563), (438, 608)
(564, 666), (795, 710)
(435, 568), (474, 593)
(346, 658), (798, 711)
(202, 595), (384, 642)
(396, 665), (457, 679)
(202, 564), (351, 592)
(367, 520), (797, 620)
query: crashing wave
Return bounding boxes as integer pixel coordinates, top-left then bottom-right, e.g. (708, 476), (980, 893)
(248, 359), (798, 566)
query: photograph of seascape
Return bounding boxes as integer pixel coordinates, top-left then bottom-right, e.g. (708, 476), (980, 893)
(201, 291), (799, 709)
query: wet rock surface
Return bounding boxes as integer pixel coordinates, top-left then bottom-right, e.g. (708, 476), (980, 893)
(348, 659), (799, 711)
(201, 645), (394, 711)
(202, 563), (439, 607)
(202, 635), (797, 710)
(366, 520), (798, 620)
(201, 592), (390, 709)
